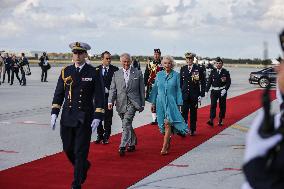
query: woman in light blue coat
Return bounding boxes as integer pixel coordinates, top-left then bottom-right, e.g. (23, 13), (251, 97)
(149, 55), (189, 155)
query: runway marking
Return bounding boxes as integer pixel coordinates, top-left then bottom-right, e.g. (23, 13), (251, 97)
(17, 121), (49, 126)
(230, 124), (249, 132)
(0, 122), (11, 125)
(167, 164), (189, 168)
(0, 150), (19, 154)
(131, 167), (242, 188)
(230, 144), (245, 150)
(223, 168), (242, 171)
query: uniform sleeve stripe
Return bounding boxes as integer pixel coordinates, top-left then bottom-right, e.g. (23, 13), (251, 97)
(95, 108), (105, 113)
(52, 104), (61, 109)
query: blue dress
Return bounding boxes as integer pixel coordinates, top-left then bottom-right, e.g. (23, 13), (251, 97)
(149, 70), (189, 135)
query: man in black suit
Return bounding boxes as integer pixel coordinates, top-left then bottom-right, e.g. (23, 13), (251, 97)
(180, 52), (206, 136)
(95, 51), (119, 144)
(205, 57), (231, 126)
(50, 42), (104, 189)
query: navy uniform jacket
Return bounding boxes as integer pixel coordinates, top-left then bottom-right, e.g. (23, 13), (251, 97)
(205, 68), (231, 92)
(51, 64), (104, 127)
(180, 64), (206, 100)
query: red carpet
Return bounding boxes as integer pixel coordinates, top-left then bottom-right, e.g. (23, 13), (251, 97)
(0, 89), (276, 189)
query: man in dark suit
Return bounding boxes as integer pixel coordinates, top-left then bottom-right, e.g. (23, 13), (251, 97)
(95, 51), (119, 144)
(2, 53), (12, 84)
(180, 52), (206, 136)
(205, 57), (231, 127)
(50, 42), (104, 189)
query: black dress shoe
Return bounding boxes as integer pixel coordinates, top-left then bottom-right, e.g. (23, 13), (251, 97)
(95, 138), (103, 144)
(150, 121), (158, 125)
(81, 161), (91, 184)
(190, 130), (195, 136)
(71, 183), (81, 189)
(218, 120), (223, 126)
(127, 146), (136, 152)
(207, 120), (214, 127)
(119, 147), (126, 156)
(102, 139), (109, 144)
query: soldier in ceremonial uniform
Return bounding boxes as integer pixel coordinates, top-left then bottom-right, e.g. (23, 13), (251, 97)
(95, 51), (119, 144)
(180, 52), (206, 136)
(50, 42), (104, 189)
(242, 29), (284, 189)
(144, 48), (163, 124)
(205, 57), (231, 126)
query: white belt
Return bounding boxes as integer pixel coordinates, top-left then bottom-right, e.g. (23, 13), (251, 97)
(212, 86), (225, 90)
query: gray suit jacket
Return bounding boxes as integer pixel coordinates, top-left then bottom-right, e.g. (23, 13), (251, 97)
(108, 67), (145, 114)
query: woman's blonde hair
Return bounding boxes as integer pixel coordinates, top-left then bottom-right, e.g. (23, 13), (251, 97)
(162, 55), (176, 68)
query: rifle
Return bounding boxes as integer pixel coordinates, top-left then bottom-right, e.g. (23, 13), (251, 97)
(258, 29), (284, 169)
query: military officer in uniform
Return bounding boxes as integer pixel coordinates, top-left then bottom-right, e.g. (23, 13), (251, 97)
(180, 52), (206, 136)
(144, 48), (163, 125)
(205, 57), (231, 126)
(95, 51), (119, 144)
(50, 42), (104, 189)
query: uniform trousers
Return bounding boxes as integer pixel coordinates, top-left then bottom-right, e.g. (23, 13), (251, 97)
(10, 68), (21, 85)
(181, 96), (198, 132)
(210, 89), (227, 120)
(97, 94), (113, 140)
(60, 122), (91, 187)
(41, 68), (48, 81)
(2, 67), (10, 83)
(119, 101), (137, 148)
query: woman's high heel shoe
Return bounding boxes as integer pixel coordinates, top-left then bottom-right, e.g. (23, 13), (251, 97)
(160, 150), (168, 155)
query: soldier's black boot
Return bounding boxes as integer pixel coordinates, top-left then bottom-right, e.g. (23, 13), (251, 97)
(207, 119), (214, 127)
(218, 119), (223, 126)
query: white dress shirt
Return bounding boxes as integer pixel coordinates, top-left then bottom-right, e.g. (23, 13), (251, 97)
(75, 63), (86, 72)
(188, 65), (193, 73)
(123, 68), (130, 87)
(102, 66), (109, 76)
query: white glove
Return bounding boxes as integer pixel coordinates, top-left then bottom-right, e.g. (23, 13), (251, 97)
(241, 182), (253, 189)
(198, 96), (201, 102)
(50, 114), (57, 130)
(244, 110), (283, 163)
(91, 119), (101, 133)
(221, 89), (226, 97)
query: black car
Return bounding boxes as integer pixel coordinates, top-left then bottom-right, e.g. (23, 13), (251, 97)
(249, 67), (277, 88)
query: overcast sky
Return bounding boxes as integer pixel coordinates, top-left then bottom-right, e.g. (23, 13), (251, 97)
(0, 0), (284, 59)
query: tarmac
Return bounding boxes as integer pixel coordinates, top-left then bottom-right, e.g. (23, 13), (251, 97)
(0, 65), (280, 189)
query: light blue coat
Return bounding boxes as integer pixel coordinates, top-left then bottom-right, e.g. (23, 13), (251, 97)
(149, 70), (189, 135)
